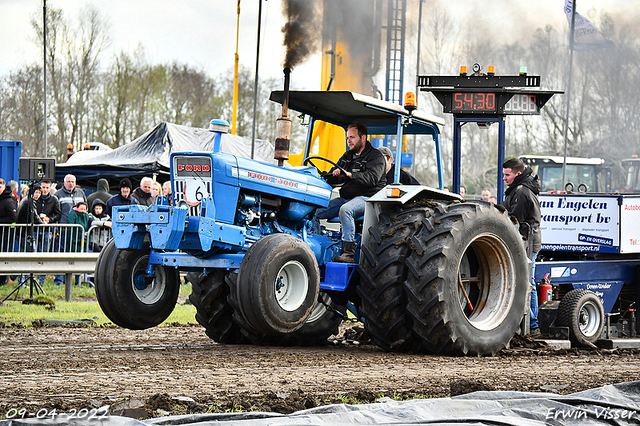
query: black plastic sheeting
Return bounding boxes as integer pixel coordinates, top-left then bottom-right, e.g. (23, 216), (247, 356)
(55, 122), (276, 189)
(2, 381), (639, 426)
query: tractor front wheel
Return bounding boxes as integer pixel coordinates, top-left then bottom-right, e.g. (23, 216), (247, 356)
(95, 238), (179, 329)
(232, 233), (320, 335)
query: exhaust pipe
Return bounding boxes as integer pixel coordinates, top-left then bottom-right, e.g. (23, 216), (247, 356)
(274, 67), (292, 167)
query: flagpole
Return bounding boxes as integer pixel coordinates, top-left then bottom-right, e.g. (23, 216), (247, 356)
(561, 0), (577, 190)
(43, 0), (47, 157)
(251, 0), (263, 159)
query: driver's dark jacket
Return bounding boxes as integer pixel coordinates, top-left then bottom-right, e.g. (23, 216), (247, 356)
(324, 141), (387, 199)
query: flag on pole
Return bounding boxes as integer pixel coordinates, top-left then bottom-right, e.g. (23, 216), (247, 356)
(564, 0), (614, 50)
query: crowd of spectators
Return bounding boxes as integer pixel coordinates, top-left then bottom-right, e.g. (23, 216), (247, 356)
(0, 174), (170, 286)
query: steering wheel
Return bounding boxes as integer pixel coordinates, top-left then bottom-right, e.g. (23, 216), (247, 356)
(302, 156), (348, 176)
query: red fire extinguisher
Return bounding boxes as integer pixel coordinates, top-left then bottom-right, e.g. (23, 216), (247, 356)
(538, 273), (552, 305)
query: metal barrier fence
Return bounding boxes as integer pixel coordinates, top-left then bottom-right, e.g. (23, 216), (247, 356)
(0, 223), (112, 301)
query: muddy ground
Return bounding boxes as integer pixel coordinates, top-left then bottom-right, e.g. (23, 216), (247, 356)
(1, 323), (640, 420)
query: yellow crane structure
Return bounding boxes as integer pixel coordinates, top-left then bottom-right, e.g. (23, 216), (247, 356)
(287, 0), (384, 169)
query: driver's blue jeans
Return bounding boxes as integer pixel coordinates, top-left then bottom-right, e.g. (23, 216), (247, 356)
(316, 196), (368, 242)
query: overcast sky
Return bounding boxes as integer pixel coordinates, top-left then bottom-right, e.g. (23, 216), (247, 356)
(1, 0), (638, 91)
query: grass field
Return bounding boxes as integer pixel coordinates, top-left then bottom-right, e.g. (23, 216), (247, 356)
(0, 276), (196, 327)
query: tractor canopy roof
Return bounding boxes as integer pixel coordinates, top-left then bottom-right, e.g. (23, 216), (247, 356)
(269, 90), (444, 137)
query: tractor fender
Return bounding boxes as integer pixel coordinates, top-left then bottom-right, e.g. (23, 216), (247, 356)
(362, 185), (462, 252)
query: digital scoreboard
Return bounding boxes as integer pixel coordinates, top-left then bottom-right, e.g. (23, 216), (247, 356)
(418, 69), (561, 116)
(452, 92), (497, 113)
(427, 90), (552, 115)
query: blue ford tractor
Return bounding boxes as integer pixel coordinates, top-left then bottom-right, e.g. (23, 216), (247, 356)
(95, 90), (529, 356)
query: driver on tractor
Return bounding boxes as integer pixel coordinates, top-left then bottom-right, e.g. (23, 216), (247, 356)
(316, 122), (386, 263)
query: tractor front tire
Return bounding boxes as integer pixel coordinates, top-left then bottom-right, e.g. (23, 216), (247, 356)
(94, 238), (179, 329)
(233, 233), (320, 335)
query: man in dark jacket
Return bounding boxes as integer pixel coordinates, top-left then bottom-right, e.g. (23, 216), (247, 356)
(55, 174), (86, 223)
(378, 146), (420, 185)
(0, 179), (17, 284)
(317, 122), (386, 262)
(106, 178), (139, 218)
(0, 179), (17, 226)
(35, 181), (60, 284)
(36, 181), (61, 225)
(502, 157), (541, 336)
(87, 178), (111, 207)
(17, 183), (43, 225)
(131, 177), (155, 206)
(53, 174), (86, 285)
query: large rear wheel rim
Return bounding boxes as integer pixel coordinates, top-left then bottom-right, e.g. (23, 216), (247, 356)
(275, 260), (309, 312)
(459, 233), (517, 331)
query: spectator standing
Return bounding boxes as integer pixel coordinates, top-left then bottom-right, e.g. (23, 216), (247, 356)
(88, 199), (112, 252)
(36, 180), (60, 284)
(7, 180), (20, 202)
(37, 181), (61, 226)
(20, 183), (29, 200)
(53, 174), (86, 285)
(55, 174), (86, 223)
(67, 201), (91, 253)
(161, 181), (173, 206)
(16, 183), (43, 225)
(481, 188), (492, 201)
(87, 178), (111, 207)
(131, 177), (154, 207)
(0, 179), (17, 285)
(151, 181), (161, 199)
(0, 179), (18, 227)
(378, 146), (420, 185)
(502, 157), (542, 336)
(106, 178), (139, 218)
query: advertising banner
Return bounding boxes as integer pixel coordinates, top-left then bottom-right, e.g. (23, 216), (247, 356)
(619, 196), (640, 254)
(539, 194), (619, 253)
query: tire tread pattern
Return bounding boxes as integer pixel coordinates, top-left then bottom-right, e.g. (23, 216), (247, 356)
(404, 201), (528, 356)
(356, 207), (429, 351)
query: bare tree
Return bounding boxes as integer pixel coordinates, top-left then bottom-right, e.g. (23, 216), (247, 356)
(64, 6), (110, 152)
(31, 5), (67, 158)
(0, 66), (44, 155)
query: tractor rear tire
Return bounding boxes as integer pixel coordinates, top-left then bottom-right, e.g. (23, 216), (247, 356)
(357, 206), (427, 351)
(233, 233), (320, 335)
(556, 289), (604, 347)
(187, 271), (249, 344)
(404, 201), (529, 356)
(94, 238), (180, 330)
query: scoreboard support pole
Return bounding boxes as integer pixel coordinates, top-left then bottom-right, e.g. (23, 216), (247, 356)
(452, 115), (506, 204)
